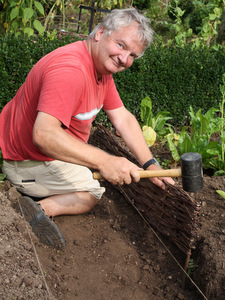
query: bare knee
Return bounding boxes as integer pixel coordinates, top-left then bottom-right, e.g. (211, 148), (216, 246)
(66, 191), (99, 214)
(85, 193), (99, 211)
(39, 191), (100, 216)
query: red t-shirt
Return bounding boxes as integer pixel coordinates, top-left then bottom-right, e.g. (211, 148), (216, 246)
(0, 41), (123, 161)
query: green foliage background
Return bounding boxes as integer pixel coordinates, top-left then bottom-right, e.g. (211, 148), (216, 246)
(0, 33), (77, 110)
(114, 44), (225, 124)
(0, 34), (224, 126)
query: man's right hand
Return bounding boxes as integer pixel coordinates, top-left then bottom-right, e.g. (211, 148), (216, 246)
(98, 156), (141, 185)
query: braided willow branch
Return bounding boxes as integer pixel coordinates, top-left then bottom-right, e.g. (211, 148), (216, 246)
(91, 125), (200, 255)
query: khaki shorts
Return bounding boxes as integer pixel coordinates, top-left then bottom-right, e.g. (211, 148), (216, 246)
(2, 160), (105, 199)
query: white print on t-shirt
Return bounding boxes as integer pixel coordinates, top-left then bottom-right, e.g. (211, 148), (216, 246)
(73, 105), (103, 121)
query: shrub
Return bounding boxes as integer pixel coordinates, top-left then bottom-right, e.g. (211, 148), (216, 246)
(168, 0), (194, 21)
(0, 34), (224, 126)
(189, 8), (203, 34)
(0, 33), (76, 109)
(113, 44), (225, 124)
(132, 0), (150, 10)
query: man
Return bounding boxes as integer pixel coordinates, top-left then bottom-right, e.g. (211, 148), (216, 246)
(0, 8), (174, 250)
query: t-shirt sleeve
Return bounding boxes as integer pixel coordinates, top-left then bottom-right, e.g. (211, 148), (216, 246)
(103, 76), (123, 111)
(37, 62), (84, 128)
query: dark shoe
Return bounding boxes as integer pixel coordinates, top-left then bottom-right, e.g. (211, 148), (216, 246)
(15, 196), (66, 250)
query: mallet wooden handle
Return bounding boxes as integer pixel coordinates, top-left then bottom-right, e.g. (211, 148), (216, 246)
(93, 168), (182, 180)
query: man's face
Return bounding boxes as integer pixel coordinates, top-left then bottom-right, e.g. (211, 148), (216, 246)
(93, 22), (144, 77)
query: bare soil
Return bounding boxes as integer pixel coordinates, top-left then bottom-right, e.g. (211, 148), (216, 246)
(0, 136), (225, 300)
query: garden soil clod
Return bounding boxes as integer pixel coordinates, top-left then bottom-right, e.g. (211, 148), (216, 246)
(0, 128), (225, 300)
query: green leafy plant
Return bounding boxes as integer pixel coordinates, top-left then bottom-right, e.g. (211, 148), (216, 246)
(140, 96), (173, 147)
(167, 106), (220, 167)
(209, 73), (225, 175)
(187, 258), (198, 276)
(140, 96), (173, 137)
(168, 0), (194, 21)
(0, 0), (81, 36)
(192, 0), (225, 49)
(1, 0), (45, 36)
(166, 73), (225, 174)
(165, 0), (225, 49)
(216, 189), (225, 199)
(167, 0), (193, 47)
(160, 158), (173, 169)
(96, 0), (130, 10)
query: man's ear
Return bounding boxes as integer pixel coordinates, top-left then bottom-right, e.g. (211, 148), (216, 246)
(95, 26), (104, 41)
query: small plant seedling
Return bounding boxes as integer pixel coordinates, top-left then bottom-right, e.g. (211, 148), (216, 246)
(160, 159), (173, 169)
(216, 190), (225, 199)
(187, 258), (198, 277)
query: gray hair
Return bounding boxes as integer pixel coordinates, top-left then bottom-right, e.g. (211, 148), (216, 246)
(88, 8), (154, 58)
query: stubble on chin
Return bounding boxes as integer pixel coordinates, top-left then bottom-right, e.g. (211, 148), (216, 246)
(110, 58), (126, 73)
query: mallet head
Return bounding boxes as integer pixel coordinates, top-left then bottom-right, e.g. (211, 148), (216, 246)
(181, 152), (204, 193)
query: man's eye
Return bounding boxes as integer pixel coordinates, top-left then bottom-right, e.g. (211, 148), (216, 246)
(118, 43), (123, 48)
(130, 53), (136, 59)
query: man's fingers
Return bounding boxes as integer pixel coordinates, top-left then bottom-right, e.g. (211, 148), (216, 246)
(161, 176), (175, 185)
(98, 157), (142, 185)
(130, 168), (141, 183)
(149, 177), (166, 190)
(149, 176), (175, 190)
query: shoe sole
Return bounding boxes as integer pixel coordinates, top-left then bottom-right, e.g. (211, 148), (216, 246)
(17, 196), (66, 250)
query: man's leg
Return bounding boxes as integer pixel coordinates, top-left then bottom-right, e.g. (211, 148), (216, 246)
(2, 160), (105, 202)
(18, 196), (66, 250)
(2, 160), (105, 249)
(38, 191), (99, 217)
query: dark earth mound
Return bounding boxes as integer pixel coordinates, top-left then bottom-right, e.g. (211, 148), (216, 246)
(0, 137), (224, 300)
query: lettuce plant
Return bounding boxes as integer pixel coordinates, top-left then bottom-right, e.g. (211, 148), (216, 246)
(209, 73), (225, 175)
(167, 74), (225, 175)
(140, 96), (173, 144)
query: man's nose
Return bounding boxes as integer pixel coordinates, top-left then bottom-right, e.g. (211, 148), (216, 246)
(118, 51), (131, 65)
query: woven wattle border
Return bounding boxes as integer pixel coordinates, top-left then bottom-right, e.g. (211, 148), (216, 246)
(91, 125), (200, 255)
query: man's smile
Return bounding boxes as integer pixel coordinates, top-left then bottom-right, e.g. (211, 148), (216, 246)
(111, 57), (121, 68)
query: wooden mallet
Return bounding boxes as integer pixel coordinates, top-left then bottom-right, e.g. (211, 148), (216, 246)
(93, 152), (204, 193)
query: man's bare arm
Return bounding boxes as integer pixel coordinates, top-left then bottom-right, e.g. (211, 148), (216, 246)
(33, 111), (140, 185)
(106, 106), (175, 189)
